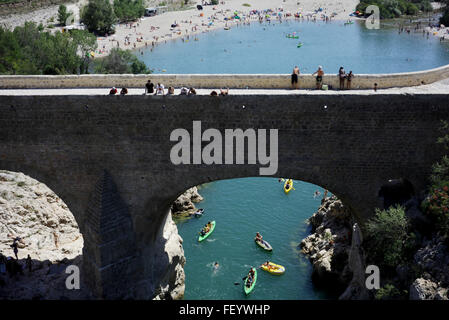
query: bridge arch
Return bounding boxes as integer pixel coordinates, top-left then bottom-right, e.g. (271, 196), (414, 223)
(1, 93), (448, 299)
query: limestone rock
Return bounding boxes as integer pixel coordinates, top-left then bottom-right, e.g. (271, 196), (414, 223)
(300, 196), (354, 292)
(0, 170), (83, 263)
(0, 170), (89, 299)
(171, 187), (203, 216)
(152, 211), (186, 300)
(409, 278), (441, 300)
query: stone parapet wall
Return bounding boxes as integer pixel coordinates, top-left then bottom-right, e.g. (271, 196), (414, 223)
(1, 63), (449, 89)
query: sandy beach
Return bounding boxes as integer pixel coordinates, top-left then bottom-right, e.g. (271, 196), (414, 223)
(95, 0), (361, 57)
(0, 0), (361, 56)
(1, 0), (448, 57)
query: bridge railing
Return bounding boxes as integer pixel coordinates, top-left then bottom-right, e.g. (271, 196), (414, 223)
(1, 63), (449, 89)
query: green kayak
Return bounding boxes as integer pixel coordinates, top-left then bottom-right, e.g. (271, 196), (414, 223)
(198, 221), (216, 242)
(244, 268), (257, 295)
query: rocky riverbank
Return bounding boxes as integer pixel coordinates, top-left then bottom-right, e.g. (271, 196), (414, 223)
(0, 170), (90, 299)
(300, 195), (360, 297)
(301, 193), (449, 300)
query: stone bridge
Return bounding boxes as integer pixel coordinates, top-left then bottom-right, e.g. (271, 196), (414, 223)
(1, 93), (448, 299)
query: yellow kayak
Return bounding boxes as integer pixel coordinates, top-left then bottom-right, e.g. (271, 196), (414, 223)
(284, 179), (293, 194)
(261, 262), (285, 275)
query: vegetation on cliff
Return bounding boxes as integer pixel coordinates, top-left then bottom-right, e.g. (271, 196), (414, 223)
(440, 0), (449, 26)
(356, 0), (432, 19)
(93, 47), (151, 74)
(364, 206), (417, 270)
(363, 121), (449, 300)
(0, 22), (97, 74)
(421, 121), (449, 240)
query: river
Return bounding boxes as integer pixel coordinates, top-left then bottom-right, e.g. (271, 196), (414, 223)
(175, 178), (334, 300)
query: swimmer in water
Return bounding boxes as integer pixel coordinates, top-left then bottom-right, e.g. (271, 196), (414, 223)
(314, 190), (321, 198)
(214, 262), (219, 270)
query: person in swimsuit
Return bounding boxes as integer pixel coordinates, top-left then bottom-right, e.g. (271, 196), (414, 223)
(291, 65), (300, 89)
(312, 66), (324, 89)
(338, 66), (346, 90)
(346, 71), (354, 89)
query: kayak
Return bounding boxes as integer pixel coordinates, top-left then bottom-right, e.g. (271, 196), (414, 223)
(284, 179), (293, 194)
(198, 221), (216, 242)
(297, 42), (303, 48)
(261, 262), (285, 275)
(244, 268), (257, 295)
(255, 238), (273, 252)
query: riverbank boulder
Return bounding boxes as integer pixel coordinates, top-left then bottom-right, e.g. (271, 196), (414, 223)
(300, 196), (355, 294)
(171, 187), (204, 216)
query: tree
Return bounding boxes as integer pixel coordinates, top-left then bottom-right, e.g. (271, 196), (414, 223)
(58, 4), (72, 26)
(0, 22), (98, 75)
(94, 48), (151, 74)
(113, 0), (145, 22)
(364, 206), (412, 268)
(81, 0), (116, 36)
(70, 29), (98, 74)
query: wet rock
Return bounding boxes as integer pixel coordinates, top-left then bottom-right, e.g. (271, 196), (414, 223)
(301, 196), (354, 294)
(171, 187), (204, 216)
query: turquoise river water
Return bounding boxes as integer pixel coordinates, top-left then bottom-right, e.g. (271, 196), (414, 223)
(175, 178), (333, 300)
(138, 19), (449, 74)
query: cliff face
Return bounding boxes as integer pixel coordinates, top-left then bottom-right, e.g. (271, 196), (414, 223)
(0, 170), (189, 300)
(0, 171), (83, 262)
(300, 195), (369, 299)
(171, 187), (203, 216)
(152, 211), (186, 300)
(410, 235), (449, 300)
(0, 170), (90, 299)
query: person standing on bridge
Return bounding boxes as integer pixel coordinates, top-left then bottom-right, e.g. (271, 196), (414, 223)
(313, 66), (324, 90)
(145, 80), (154, 94)
(291, 65), (300, 89)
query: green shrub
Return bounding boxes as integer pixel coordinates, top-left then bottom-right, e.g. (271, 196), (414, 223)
(0, 22), (97, 75)
(81, 0), (116, 36)
(364, 206), (411, 268)
(211, 0), (218, 5)
(58, 4), (71, 26)
(375, 284), (406, 300)
(357, 0), (425, 18)
(94, 48), (151, 74)
(113, 0), (145, 22)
